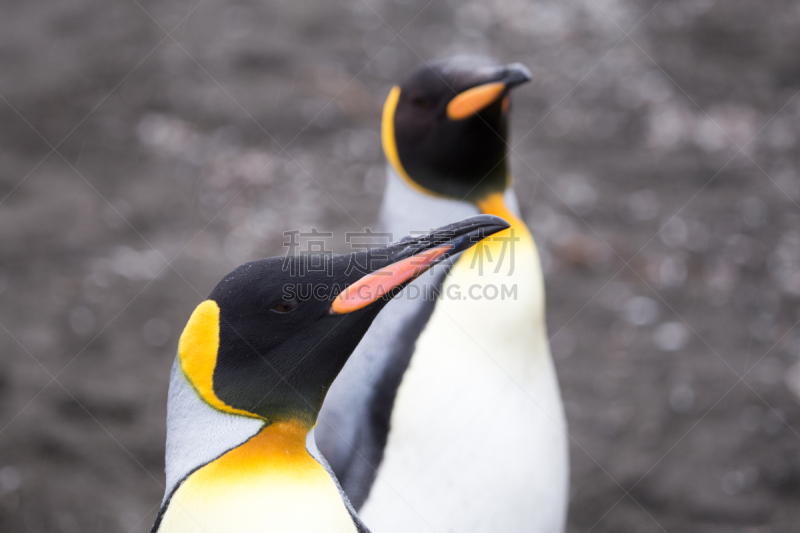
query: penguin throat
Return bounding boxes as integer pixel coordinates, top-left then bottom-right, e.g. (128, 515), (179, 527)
(262, 411), (318, 431)
(247, 419), (312, 459)
(199, 419), (317, 485)
(391, 153), (508, 203)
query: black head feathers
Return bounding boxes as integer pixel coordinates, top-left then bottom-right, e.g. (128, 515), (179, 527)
(386, 56), (531, 201)
(180, 215), (509, 426)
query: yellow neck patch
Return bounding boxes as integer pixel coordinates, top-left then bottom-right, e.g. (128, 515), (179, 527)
(457, 192), (534, 267)
(189, 419), (316, 483)
(178, 300), (260, 419)
(476, 192), (527, 233)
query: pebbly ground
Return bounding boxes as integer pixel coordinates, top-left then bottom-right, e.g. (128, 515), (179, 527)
(1, 0), (800, 531)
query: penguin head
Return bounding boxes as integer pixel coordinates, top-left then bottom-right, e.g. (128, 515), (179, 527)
(176, 215), (509, 427)
(383, 56), (532, 202)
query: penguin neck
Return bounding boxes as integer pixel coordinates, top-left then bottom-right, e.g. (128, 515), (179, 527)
(159, 376), (363, 532)
(379, 164), (480, 236)
(476, 190), (529, 238)
(164, 356), (320, 483)
(445, 186), (532, 274)
(163, 358), (266, 502)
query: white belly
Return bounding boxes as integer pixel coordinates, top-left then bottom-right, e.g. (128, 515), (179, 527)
(361, 238), (569, 533)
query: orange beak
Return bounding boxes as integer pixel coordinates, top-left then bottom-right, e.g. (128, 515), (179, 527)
(328, 215), (510, 315)
(330, 245), (452, 314)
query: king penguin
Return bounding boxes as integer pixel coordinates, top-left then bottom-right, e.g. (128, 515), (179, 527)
(150, 216), (507, 533)
(316, 56), (570, 533)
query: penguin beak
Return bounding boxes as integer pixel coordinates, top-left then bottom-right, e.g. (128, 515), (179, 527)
(446, 63), (532, 121)
(330, 215), (509, 315)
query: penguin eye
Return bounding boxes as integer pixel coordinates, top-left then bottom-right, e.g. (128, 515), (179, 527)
(411, 96), (434, 110)
(271, 300), (299, 314)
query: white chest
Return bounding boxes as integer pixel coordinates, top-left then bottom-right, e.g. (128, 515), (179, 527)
(360, 239), (569, 533)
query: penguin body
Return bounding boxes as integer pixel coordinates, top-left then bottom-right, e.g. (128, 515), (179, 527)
(316, 56), (569, 532)
(151, 217), (508, 533)
(361, 198), (568, 533)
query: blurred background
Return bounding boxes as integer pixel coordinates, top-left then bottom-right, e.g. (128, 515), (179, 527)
(1, 0), (800, 531)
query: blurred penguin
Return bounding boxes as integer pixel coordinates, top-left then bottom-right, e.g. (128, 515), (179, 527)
(317, 56), (569, 533)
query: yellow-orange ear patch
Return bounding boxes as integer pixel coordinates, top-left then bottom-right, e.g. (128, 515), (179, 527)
(178, 300), (259, 418)
(447, 82), (506, 121)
